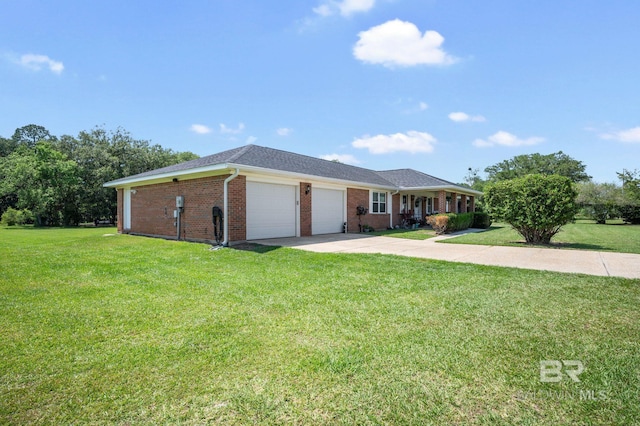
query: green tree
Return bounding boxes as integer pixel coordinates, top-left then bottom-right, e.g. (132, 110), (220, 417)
(0, 142), (80, 226)
(618, 169), (640, 224)
(11, 124), (57, 149)
(576, 182), (621, 224)
(485, 151), (590, 183)
(485, 174), (578, 244)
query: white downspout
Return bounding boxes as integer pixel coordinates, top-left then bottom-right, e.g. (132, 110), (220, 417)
(222, 168), (240, 247)
(390, 189), (399, 228)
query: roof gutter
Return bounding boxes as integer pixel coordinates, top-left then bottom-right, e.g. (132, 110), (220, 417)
(222, 168), (240, 247)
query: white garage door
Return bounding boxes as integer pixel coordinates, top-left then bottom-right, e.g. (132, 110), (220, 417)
(246, 182), (297, 240)
(312, 188), (345, 235)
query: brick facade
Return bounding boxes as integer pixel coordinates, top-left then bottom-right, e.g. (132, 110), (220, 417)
(116, 188), (124, 233)
(299, 182), (312, 237)
(125, 174), (247, 243)
(346, 188), (390, 231)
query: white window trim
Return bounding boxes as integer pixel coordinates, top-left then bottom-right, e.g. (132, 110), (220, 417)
(370, 191), (388, 214)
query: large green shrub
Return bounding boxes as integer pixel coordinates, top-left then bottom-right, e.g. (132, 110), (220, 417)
(485, 174), (578, 244)
(619, 205), (640, 224)
(1, 207), (33, 226)
(471, 212), (491, 229)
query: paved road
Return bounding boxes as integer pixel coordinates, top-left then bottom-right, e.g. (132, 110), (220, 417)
(252, 231), (640, 279)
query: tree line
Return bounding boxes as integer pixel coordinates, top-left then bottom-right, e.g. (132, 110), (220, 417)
(462, 151), (640, 226)
(0, 124), (198, 226)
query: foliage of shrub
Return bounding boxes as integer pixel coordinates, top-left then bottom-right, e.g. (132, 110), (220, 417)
(1, 207), (33, 226)
(426, 214), (449, 234)
(619, 205), (640, 224)
(485, 174), (578, 244)
(427, 212), (475, 234)
(471, 212), (492, 229)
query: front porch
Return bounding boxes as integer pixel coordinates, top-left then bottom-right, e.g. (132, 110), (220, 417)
(398, 190), (476, 224)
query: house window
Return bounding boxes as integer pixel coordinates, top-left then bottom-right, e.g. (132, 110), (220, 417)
(401, 195), (408, 212)
(372, 191), (387, 213)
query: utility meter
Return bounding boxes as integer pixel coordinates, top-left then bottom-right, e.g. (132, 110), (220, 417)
(176, 196), (184, 208)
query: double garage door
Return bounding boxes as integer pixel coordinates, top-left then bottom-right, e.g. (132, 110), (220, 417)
(246, 182), (344, 240)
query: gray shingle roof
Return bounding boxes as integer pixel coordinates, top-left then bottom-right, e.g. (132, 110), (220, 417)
(108, 144), (392, 187)
(106, 144), (477, 193)
(375, 169), (458, 188)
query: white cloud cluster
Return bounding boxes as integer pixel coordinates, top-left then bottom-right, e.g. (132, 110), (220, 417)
(313, 0), (375, 17)
(600, 127), (640, 143)
(219, 123), (245, 134)
(276, 127), (293, 136)
(449, 112), (486, 123)
(352, 131), (436, 154)
(473, 131), (545, 148)
(319, 153), (361, 164)
(190, 124), (212, 135)
(17, 54), (64, 74)
(353, 19), (457, 68)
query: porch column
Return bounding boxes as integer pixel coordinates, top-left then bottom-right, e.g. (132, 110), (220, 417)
(470, 196), (475, 212)
(460, 194), (467, 213)
(437, 190), (446, 214)
(450, 192), (457, 213)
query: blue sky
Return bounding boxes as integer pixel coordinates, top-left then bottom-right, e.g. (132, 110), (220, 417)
(2, 0), (639, 183)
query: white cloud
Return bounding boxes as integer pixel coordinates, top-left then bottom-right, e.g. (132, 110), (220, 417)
(352, 131), (436, 154)
(449, 112), (486, 123)
(276, 127), (293, 136)
(600, 127), (640, 143)
(190, 124), (212, 134)
(320, 153), (361, 165)
(473, 131), (545, 148)
(219, 123), (245, 134)
(17, 53), (64, 74)
(353, 19), (457, 68)
(245, 136), (258, 144)
(313, 0), (375, 17)
(419, 102), (429, 111)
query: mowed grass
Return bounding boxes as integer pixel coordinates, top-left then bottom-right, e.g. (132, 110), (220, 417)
(370, 228), (436, 240)
(443, 220), (640, 254)
(1, 228), (639, 425)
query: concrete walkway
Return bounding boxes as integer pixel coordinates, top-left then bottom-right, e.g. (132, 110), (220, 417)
(252, 231), (640, 279)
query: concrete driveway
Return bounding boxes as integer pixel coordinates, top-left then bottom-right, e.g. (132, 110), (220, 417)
(252, 231), (640, 279)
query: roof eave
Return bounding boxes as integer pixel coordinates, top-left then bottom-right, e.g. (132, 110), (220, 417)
(400, 185), (483, 196)
(231, 163), (396, 190)
(103, 163), (230, 188)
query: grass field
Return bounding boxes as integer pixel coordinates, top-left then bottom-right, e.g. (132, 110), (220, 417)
(1, 227), (639, 424)
(442, 220), (640, 254)
(370, 228), (436, 240)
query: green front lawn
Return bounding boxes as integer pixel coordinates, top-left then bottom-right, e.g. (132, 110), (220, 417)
(442, 220), (640, 254)
(370, 227), (436, 240)
(1, 227), (639, 424)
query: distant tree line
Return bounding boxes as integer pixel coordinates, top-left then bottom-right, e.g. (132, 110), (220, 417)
(0, 124), (198, 226)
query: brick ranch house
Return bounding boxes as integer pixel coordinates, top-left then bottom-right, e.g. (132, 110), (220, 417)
(104, 144), (481, 245)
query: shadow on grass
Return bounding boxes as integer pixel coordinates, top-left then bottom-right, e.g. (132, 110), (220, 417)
(230, 243), (281, 254)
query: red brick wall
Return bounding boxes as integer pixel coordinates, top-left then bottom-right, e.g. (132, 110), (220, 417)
(346, 188), (390, 232)
(228, 175), (246, 242)
(300, 182), (312, 237)
(128, 175), (227, 242)
(116, 188), (123, 233)
(392, 193), (401, 227)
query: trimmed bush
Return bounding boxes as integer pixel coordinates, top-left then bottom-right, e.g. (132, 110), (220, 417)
(619, 205), (640, 224)
(471, 211), (491, 229)
(1, 208), (33, 226)
(427, 212), (475, 234)
(426, 214), (449, 234)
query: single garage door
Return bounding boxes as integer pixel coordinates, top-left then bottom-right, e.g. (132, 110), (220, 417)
(246, 181), (297, 240)
(312, 188), (345, 235)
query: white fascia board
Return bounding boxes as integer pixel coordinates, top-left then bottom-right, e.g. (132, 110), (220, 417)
(231, 163), (396, 191)
(400, 185), (483, 196)
(103, 163), (230, 188)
